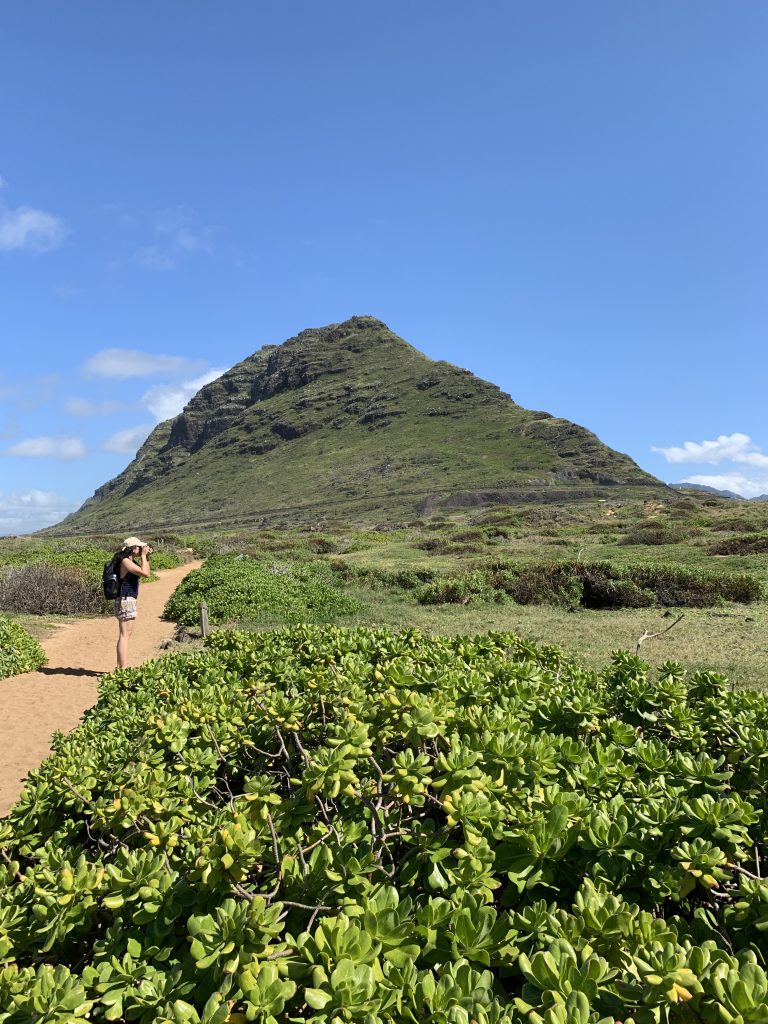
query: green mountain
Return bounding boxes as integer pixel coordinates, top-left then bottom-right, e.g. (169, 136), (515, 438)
(53, 316), (667, 534)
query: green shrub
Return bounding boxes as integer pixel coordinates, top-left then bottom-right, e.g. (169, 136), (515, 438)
(0, 614), (46, 678)
(710, 515), (762, 533)
(494, 560), (585, 608)
(329, 561), (438, 592)
(2, 626), (768, 1021)
(416, 570), (502, 605)
(0, 538), (183, 599)
(710, 532), (768, 556)
(416, 559), (763, 608)
(618, 520), (693, 545)
(163, 555), (360, 626)
(626, 562), (762, 606)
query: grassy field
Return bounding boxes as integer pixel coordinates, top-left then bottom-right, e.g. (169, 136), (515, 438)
(5, 491), (767, 687)
(336, 586), (767, 690)
(166, 492), (768, 689)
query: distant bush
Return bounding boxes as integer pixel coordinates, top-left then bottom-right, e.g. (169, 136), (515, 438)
(709, 516), (762, 533)
(0, 614), (46, 678)
(147, 549), (184, 570)
(163, 555), (360, 627)
(451, 528), (484, 542)
(502, 561), (587, 608)
(328, 561), (437, 592)
(710, 532), (768, 556)
(482, 524), (512, 539)
(0, 538), (182, 582)
(416, 558), (762, 609)
(416, 570), (502, 605)
(417, 536), (486, 555)
(305, 534), (343, 554)
(618, 521), (692, 546)
(0, 564), (106, 616)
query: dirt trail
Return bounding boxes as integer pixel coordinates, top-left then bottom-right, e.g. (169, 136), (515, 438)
(0, 560), (202, 817)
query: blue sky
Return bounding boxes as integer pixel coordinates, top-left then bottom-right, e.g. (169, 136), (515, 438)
(1, 2), (766, 532)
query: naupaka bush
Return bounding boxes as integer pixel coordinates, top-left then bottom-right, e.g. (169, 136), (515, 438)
(0, 614), (46, 679)
(162, 555), (360, 627)
(1, 626), (768, 1022)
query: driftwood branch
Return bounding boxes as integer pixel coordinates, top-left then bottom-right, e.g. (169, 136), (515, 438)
(635, 614), (684, 656)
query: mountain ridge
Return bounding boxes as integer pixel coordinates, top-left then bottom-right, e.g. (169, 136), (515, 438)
(52, 316), (669, 534)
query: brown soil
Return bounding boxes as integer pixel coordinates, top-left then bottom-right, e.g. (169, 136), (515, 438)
(0, 561), (202, 817)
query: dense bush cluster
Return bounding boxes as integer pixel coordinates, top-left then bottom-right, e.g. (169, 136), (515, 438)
(416, 559), (762, 609)
(163, 555), (360, 627)
(0, 614), (46, 679)
(0, 540), (183, 616)
(0, 541), (182, 581)
(710, 534), (768, 557)
(0, 564), (106, 616)
(1, 627), (768, 1022)
(618, 522), (693, 546)
(330, 560), (438, 592)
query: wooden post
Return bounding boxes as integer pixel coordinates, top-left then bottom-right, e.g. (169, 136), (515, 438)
(199, 600), (209, 638)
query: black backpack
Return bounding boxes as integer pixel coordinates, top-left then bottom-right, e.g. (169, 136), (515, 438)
(102, 552), (123, 599)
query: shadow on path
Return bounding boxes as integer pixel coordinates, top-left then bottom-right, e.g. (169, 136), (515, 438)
(36, 667), (105, 678)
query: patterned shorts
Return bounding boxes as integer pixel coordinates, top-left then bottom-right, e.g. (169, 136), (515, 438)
(114, 596), (138, 621)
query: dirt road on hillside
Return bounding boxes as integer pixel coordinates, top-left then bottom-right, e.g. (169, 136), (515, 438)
(0, 560), (202, 817)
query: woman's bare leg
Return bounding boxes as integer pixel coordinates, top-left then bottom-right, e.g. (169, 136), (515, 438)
(117, 618), (135, 668)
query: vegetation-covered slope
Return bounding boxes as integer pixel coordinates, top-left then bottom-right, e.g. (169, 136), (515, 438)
(53, 317), (666, 534)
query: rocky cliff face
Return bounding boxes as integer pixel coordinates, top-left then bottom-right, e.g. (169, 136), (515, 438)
(55, 316), (667, 534)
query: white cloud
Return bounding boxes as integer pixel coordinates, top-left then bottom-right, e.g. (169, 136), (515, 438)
(682, 474), (768, 500)
(142, 367), (226, 421)
(82, 348), (205, 378)
(65, 397), (129, 416)
(653, 431), (768, 498)
(0, 205), (69, 252)
(103, 423), (153, 454)
(652, 432), (756, 465)
(0, 175), (6, 190)
(653, 432), (768, 469)
(0, 489), (80, 536)
(2, 435), (86, 460)
(133, 206), (217, 271)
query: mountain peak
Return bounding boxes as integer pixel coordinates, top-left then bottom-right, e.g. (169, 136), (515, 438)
(54, 319), (666, 533)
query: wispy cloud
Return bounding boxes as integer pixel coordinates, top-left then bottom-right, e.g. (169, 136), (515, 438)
(2, 435), (86, 460)
(133, 206), (218, 271)
(82, 348), (206, 378)
(142, 367), (226, 421)
(0, 178), (69, 252)
(103, 423), (154, 454)
(65, 397), (129, 416)
(0, 489), (80, 536)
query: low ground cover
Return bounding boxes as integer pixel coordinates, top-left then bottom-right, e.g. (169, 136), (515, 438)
(0, 614), (46, 679)
(1, 627), (767, 1022)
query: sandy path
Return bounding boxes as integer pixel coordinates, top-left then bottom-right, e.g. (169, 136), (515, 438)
(0, 560), (202, 817)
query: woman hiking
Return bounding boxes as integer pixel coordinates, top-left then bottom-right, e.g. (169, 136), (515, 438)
(114, 536), (153, 668)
